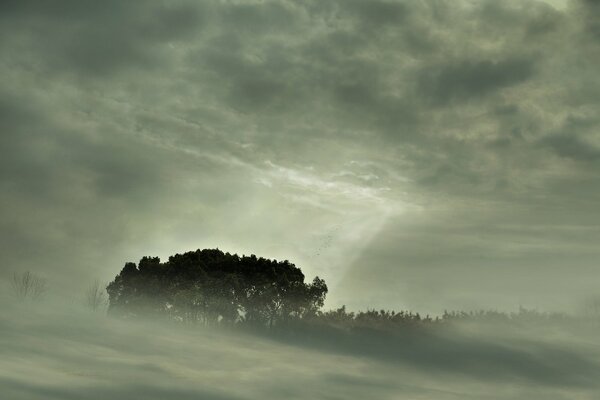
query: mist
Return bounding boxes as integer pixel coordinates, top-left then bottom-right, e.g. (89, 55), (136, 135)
(3, 288), (600, 400)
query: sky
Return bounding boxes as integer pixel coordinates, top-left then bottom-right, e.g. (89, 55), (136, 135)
(0, 0), (598, 314)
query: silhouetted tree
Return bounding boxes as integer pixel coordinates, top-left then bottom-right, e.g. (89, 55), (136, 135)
(107, 249), (328, 328)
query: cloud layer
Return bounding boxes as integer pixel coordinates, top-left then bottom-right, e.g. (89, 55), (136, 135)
(0, 0), (598, 312)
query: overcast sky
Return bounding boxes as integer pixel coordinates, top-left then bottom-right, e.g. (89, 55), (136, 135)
(1, 0), (598, 313)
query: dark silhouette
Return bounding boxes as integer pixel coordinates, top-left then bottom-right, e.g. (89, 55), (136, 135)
(107, 248), (328, 327)
(101, 249), (600, 388)
(106, 248), (573, 332)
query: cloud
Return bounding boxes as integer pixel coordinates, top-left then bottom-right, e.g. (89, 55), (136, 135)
(418, 57), (536, 104)
(0, 0), (599, 312)
(542, 134), (600, 162)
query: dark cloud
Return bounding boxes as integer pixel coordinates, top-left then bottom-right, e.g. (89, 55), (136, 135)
(542, 134), (600, 162)
(418, 57), (536, 104)
(219, 2), (297, 34)
(577, 0), (600, 40)
(346, 0), (410, 27)
(1, 0), (205, 78)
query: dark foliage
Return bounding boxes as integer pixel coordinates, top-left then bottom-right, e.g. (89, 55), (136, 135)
(301, 306), (571, 333)
(107, 248), (328, 327)
(107, 248), (573, 336)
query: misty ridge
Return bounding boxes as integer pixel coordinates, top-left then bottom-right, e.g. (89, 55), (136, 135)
(4, 249), (600, 399)
(101, 248), (588, 331)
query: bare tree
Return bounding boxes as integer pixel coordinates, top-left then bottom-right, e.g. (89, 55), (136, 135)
(11, 271), (47, 301)
(86, 280), (108, 312)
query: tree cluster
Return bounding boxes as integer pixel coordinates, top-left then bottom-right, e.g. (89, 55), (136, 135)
(299, 306), (572, 334)
(106, 249), (327, 328)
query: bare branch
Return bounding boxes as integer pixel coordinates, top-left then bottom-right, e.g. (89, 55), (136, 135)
(11, 271), (47, 301)
(86, 280), (108, 312)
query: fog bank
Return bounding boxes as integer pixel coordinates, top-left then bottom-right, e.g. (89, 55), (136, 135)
(2, 292), (600, 400)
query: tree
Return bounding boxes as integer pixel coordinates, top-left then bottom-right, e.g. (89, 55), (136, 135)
(106, 248), (328, 328)
(85, 280), (108, 312)
(11, 271), (47, 301)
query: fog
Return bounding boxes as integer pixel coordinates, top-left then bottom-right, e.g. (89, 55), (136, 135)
(2, 288), (600, 400)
